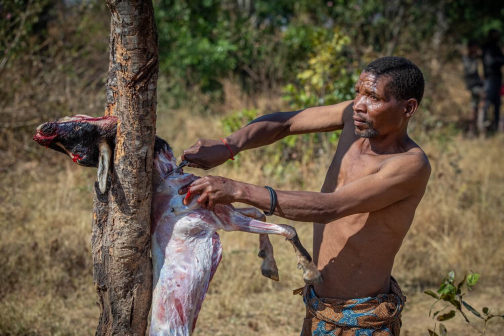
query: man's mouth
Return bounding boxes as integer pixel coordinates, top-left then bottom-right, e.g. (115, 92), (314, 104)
(353, 117), (368, 127)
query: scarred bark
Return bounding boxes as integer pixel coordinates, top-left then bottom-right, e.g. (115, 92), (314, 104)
(92, 0), (158, 335)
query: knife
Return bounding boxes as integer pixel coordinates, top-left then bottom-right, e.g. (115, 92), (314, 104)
(167, 160), (189, 176)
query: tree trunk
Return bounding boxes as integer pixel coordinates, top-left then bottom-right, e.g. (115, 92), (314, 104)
(92, 0), (158, 335)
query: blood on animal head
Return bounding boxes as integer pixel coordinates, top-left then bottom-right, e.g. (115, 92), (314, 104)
(33, 122), (59, 148)
(34, 115), (119, 167)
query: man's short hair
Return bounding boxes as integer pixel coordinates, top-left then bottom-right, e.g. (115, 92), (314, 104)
(364, 56), (425, 104)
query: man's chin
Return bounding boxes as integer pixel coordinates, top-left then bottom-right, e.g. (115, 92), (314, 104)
(355, 128), (380, 138)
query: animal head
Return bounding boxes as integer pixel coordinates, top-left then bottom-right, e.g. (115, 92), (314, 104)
(33, 115), (117, 193)
(34, 114), (176, 193)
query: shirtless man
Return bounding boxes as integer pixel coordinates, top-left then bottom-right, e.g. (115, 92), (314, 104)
(179, 56), (430, 335)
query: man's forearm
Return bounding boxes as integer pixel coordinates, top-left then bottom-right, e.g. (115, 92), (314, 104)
(225, 111), (299, 155)
(234, 181), (338, 224)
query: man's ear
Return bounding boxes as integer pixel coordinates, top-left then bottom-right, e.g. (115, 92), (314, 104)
(97, 141), (111, 194)
(404, 98), (419, 118)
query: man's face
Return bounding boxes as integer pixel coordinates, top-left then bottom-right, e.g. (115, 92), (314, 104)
(353, 71), (407, 138)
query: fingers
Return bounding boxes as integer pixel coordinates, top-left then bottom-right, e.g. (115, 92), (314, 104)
(181, 143), (211, 169)
(178, 177), (206, 195)
(188, 162), (209, 170)
(197, 190), (210, 208)
(183, 189), (192, 205)
(178, 182), (193, 195)
(176, 175), (224, 210)
(179, 153), (210, 170)
(207, 199), (215, 211)
(181, 180), (208, 205)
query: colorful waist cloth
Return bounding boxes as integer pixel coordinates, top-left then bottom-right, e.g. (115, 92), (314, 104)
(300, 277), (406, 336)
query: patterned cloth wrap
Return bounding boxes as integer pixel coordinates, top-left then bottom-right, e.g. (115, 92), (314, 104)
(300, 277), (406, 336)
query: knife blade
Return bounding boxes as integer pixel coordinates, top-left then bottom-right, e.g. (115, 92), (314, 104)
(166, 160), (189, 176)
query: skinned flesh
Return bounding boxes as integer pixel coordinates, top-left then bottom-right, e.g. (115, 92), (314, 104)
(150, 142), (295, 335)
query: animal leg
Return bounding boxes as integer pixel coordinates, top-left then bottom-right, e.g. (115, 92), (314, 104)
(235, 208), (279, 281)
(286, 233), (322, 285)
(215, 206), (322, 284)
(258, 234), (279, 281)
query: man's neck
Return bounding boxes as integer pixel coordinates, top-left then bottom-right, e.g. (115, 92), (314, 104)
(361, 130), (410, 155)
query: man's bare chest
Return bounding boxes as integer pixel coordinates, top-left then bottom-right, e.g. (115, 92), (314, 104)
(321, 141), (396, 193)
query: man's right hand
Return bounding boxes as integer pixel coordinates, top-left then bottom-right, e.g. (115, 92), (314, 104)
(181, 138), (236, 169)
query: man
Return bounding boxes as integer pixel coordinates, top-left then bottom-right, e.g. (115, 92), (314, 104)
(462, 40), (484, 136)
(481, 29), (504, 133)
(179, 56), (431, 335)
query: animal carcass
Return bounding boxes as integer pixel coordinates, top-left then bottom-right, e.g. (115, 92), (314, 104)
(33, 115), (321, 335)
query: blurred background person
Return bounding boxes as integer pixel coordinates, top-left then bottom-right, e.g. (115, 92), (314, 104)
(463, 40), (484, 136)
(481, 29), (504, 133)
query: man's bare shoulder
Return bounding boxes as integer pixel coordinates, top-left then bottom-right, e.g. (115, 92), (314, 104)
(380, 145), (431, 191)
(403, 140), (430, 171)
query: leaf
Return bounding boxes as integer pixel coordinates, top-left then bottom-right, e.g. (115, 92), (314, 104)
(428, 329), (440, 336)
(424, 290), (439, 299)
(438, 284), (455, 295)
(439, 323), (448, 336)
(456, 274), (467, 293)
(446, 296), (461, 310)
(467, 273), (480, 286)
(448, 271), (455, 282)
(440, 293), (455, 302)
(482, 307), (489, 315)
(437, 310), (456, 321)
(462, 301), (483, 319)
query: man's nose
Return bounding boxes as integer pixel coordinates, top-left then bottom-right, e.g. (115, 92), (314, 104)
(353, 95), (367, 113)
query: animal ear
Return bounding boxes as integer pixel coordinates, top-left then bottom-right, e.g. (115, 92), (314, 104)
(98, 141), (111, 194)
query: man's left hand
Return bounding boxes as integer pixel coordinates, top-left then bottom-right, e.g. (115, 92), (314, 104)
(178, 176), (242, 210)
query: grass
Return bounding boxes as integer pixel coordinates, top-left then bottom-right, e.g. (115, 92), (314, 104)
(1, 77), (504, 335)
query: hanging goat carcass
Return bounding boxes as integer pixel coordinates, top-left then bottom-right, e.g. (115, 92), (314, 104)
(33, 115), (322, 335)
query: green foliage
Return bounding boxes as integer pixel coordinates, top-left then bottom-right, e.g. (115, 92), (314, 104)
(154, 0), (238, 102)
(152, 0), (504, 107)
(153, 0), (323, 104)
(0, 0), (51, 70)
(221, 108), (260, 136)
(283, 29), (358, 109)
(425, 271), (504, 335)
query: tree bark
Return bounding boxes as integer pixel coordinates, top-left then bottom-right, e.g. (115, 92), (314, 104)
(92, 0), (158, 335)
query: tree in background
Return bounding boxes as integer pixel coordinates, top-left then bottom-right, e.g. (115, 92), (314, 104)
(152, 0), (504, 105)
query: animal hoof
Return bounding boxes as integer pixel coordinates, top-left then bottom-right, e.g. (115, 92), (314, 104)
(261, 268), (280, 281)
(303, 269), (323, 285)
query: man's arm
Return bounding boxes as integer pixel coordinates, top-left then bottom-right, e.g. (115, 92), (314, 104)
(229, 100), (354, 151)
(182, 100), (353, 169)
(181, 153), (430, 223)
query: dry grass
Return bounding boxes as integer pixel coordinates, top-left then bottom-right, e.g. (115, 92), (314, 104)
(2, 64), (504, 335)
